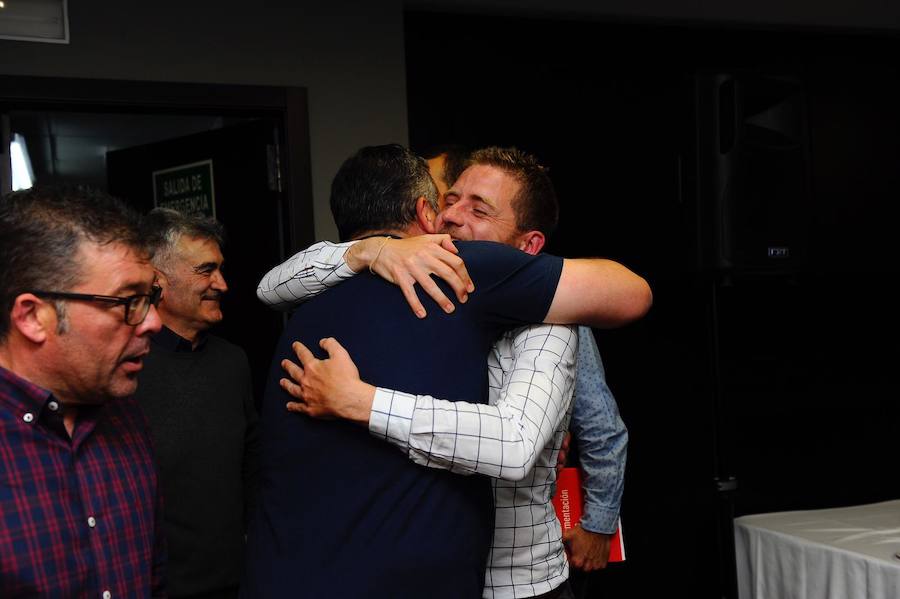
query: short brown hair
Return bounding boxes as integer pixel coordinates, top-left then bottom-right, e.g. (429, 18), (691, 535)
(469, 146), (558, 238)
(0, 185), (145, 339)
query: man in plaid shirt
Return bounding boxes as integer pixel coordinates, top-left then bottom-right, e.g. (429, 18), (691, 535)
(0, 186), (166, 597)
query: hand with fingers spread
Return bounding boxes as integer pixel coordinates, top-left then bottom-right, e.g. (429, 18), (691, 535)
(345, 234), (474, 318)
(281, 337), (375, 424)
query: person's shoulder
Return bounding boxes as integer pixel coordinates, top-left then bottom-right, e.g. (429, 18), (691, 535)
(206, 334), (251, 364)
(454, 240), (522, 258)
(455, 240), (562, 263)
(105, 396), (153, 435)
(456, 240), (535, 270)
(454, 240), (562, 285)
(206, 333), (239, 350)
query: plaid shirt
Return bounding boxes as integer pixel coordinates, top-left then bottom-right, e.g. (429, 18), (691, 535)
(0, 365), (165, 598)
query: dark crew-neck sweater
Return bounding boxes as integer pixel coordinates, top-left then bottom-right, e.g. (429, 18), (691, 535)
(135, 326), (259, 598)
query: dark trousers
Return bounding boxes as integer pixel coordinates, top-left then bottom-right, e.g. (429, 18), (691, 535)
(568, 568), (591, 599)
(532, 581), (576, 599)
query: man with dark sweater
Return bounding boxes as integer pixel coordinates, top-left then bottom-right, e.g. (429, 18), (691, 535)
(136, 209), (259, 599)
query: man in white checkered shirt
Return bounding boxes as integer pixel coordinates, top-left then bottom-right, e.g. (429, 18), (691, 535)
(257, 147), (649, 598)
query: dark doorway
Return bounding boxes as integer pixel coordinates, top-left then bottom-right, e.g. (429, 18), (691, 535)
(0, 76), (314, 401)
(107, 119), (285, 398)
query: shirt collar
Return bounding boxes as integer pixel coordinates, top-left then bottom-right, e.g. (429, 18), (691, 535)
(355, 233), (404, 241)
(0, 364), (58, 419)
(152, 325), (207, 352)
(1, 365), (106, 444)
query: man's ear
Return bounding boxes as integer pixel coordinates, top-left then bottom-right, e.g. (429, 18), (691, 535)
(154, 269), (170, 295)
(515, 230), (546, 256)
(415, 196), (438, 234)
(10, 294), (55, 344)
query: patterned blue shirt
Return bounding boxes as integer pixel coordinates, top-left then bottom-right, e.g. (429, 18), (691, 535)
(570, 326), (628, 534)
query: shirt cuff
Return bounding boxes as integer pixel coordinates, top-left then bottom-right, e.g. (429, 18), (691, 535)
(368, 388), (417, 446)
(580, 503), (621, 535)
(311, 240), (359, 273)
(314, 258), (357, 280)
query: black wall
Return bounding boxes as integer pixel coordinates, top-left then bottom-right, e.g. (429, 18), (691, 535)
(406, 12), (900, 598)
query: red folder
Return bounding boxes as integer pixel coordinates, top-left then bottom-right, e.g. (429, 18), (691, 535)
(552, 467), (625, 562)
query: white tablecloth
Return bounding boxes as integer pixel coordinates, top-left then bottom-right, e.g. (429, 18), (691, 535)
(734, 500), (900, 599)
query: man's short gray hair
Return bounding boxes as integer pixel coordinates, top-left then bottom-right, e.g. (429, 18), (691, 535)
(142, 208), (225, 272)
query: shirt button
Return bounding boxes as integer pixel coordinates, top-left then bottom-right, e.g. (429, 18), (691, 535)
(48, 400), (59, 412)
(23, 412), (34, 423)
(102, 591), (111, 599)
(87, 516), (97, 528)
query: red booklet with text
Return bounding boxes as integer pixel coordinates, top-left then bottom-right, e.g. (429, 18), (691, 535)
(552, 467), (625, 562)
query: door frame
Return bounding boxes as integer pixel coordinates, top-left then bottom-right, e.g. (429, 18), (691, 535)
(0, 74), (314, 255)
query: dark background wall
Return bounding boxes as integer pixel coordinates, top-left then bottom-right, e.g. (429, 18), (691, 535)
(408, 0), (900, 30)
(4, 0), (897, 242)
(0, 0), (409, 242)
(406, 12), (900, 597)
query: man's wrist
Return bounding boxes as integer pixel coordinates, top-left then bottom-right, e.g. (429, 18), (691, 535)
(339, 380), (377, 424)
(343, 239), (369, 273)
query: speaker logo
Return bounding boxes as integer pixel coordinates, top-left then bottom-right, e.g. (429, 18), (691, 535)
(767, 247), (790, 259)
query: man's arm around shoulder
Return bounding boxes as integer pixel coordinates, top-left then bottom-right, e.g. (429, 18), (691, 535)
(545, 258), (652, 328)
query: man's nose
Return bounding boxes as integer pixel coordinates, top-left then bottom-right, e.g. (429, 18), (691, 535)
(211, 269), (228, 293)
(137, 304), (163, 335)
(440, 203), (464, 227)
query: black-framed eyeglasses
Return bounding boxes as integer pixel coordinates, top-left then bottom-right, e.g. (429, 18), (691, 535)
(30, 286), (162, 326)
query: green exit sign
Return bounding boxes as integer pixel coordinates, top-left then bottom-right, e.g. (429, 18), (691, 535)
(152, 160), (216, 218)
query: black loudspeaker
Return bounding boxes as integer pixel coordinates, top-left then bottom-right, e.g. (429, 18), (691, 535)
(697, 71), (811, 273)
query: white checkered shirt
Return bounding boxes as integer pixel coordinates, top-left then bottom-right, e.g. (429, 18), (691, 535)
(369, 324), (578, 598)
(256, 241), (357, 310)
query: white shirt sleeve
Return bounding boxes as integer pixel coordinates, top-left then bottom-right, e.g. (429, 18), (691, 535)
(368, 324), (579, 481)
(256, 240), (359, 310)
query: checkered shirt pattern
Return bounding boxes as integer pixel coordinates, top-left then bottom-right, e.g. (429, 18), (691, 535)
(256, 240), (358, 310)
(370, 324), (578, 598)
(0, 366), (165, 598)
